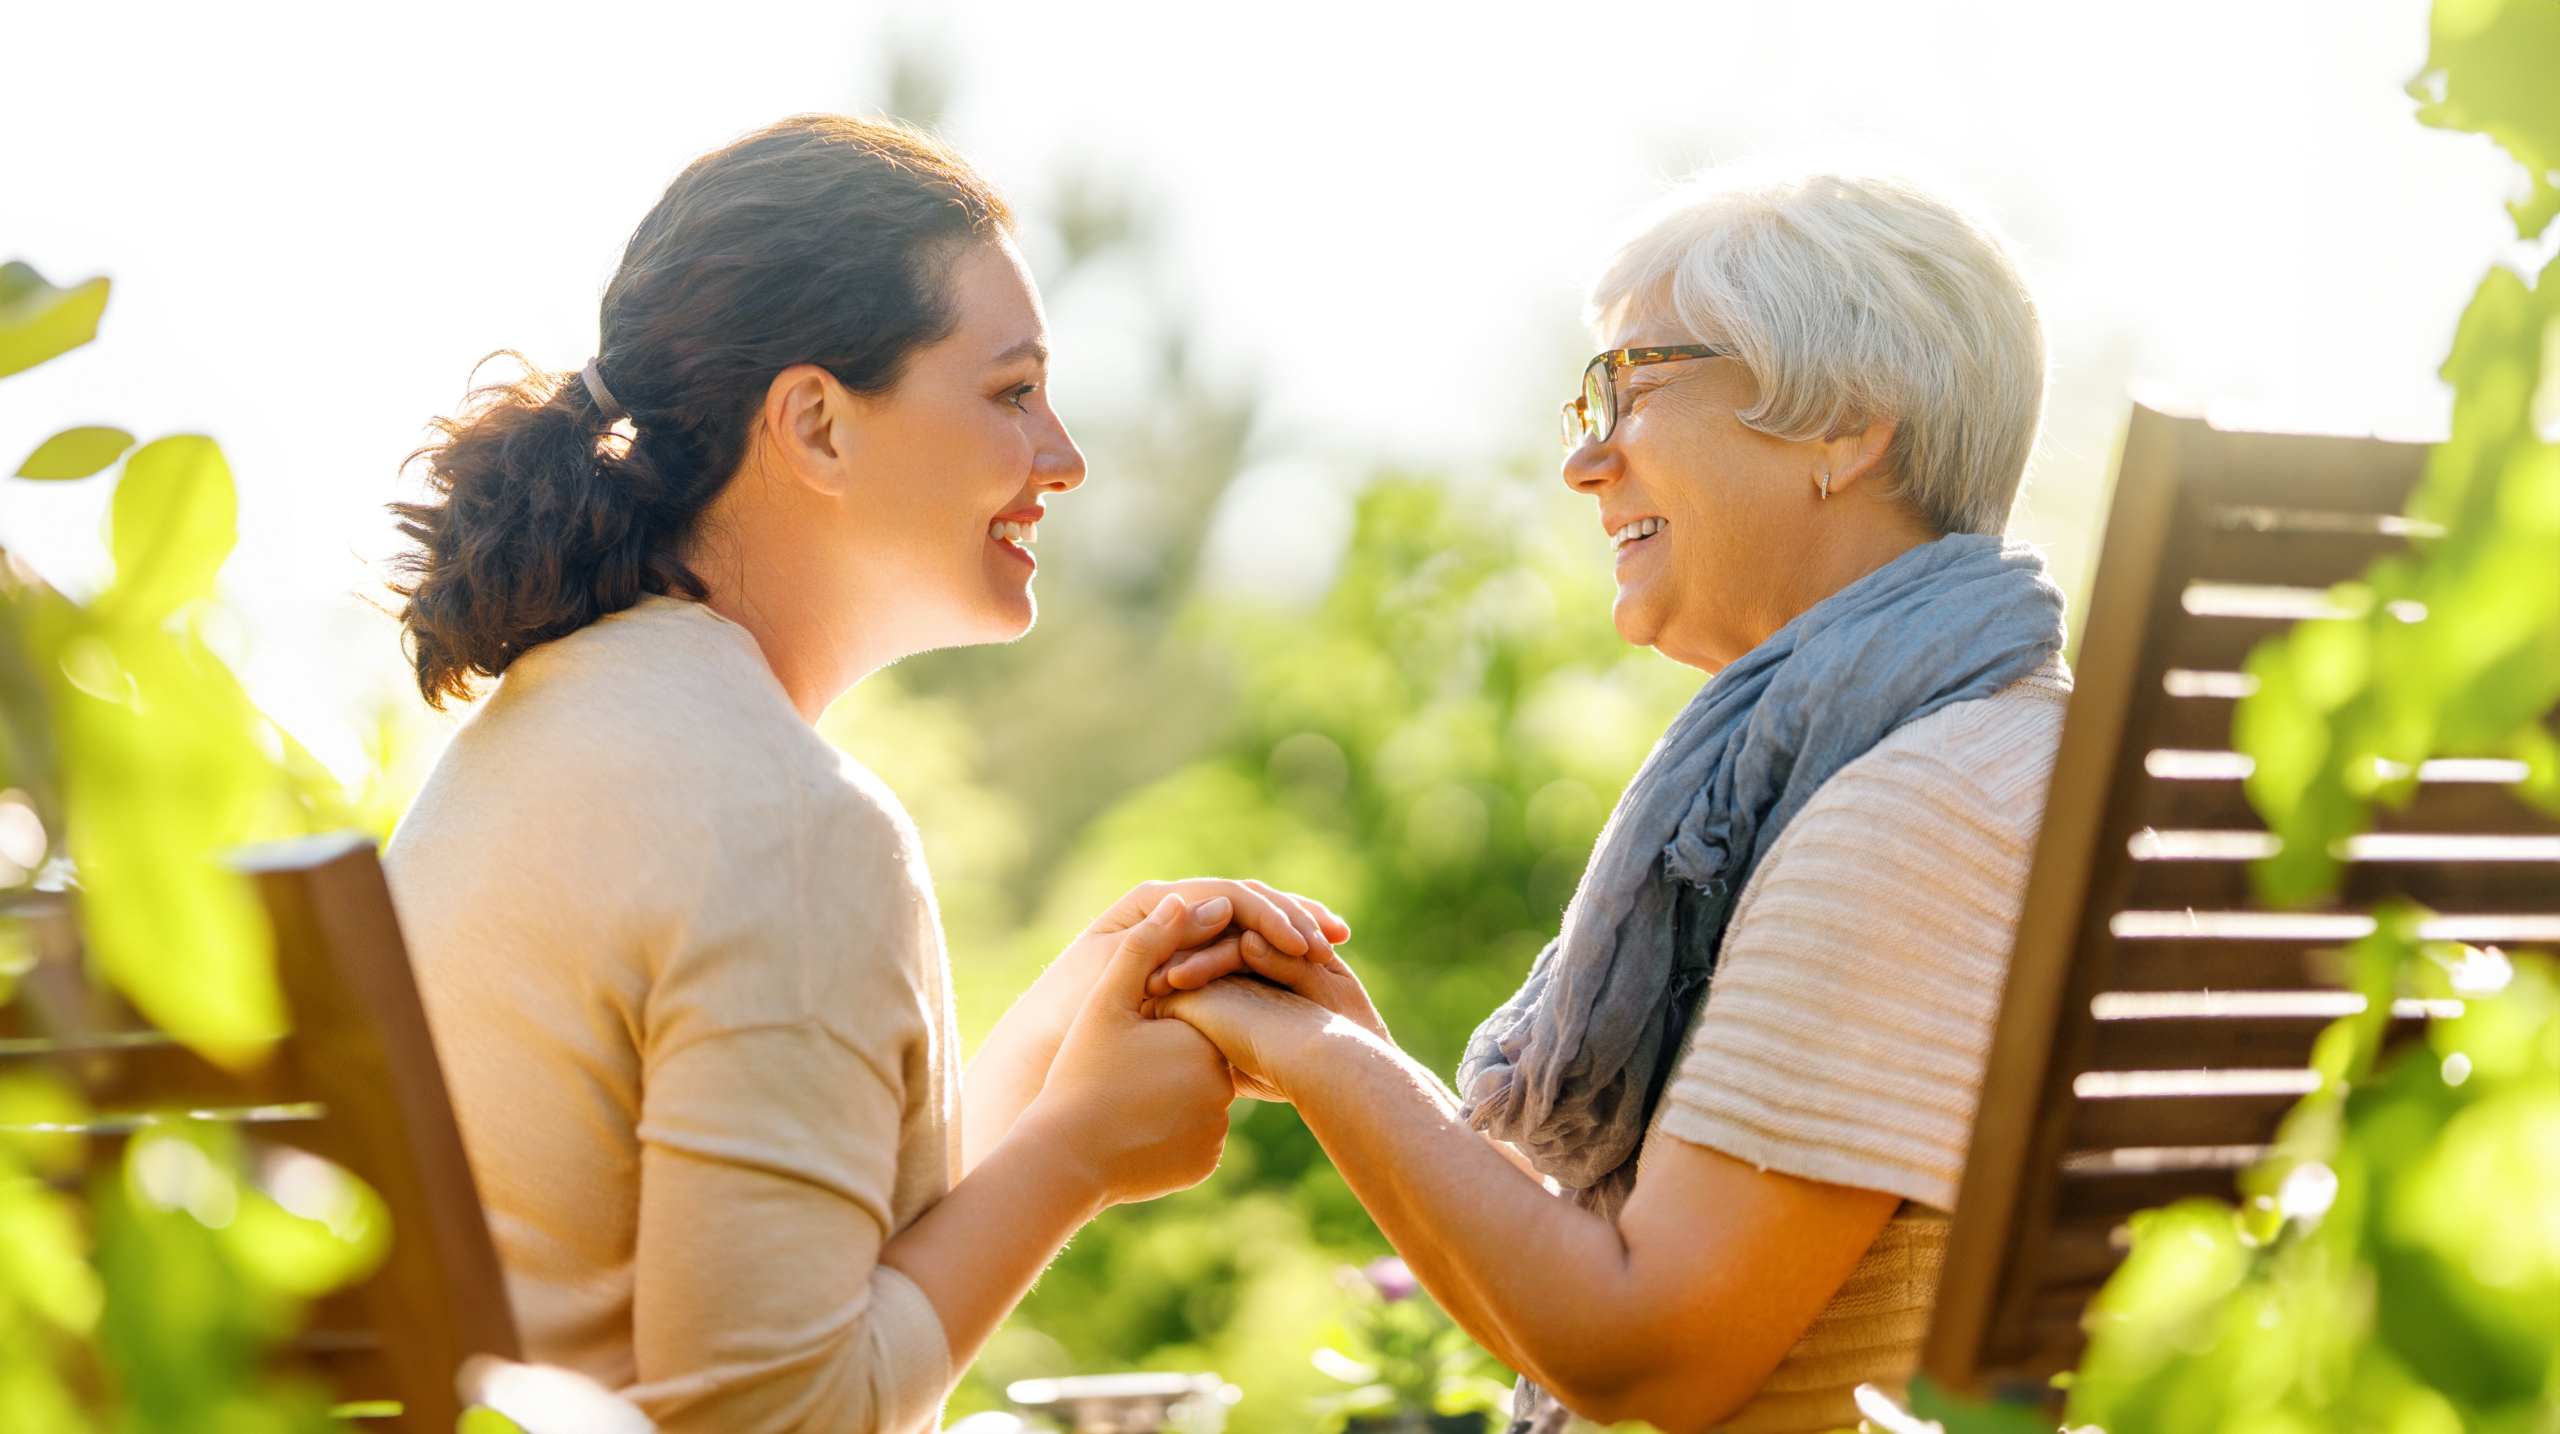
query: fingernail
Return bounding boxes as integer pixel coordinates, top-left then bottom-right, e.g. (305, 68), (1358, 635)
(1197, 896), (1232, 923)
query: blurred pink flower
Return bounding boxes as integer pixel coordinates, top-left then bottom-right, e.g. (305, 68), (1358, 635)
(1364, 1256), (1418, 1302)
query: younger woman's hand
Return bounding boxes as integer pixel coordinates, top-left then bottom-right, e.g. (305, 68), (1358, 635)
(1020, 893), (1237, 1208)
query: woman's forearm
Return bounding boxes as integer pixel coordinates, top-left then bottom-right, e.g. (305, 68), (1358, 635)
(960, 977), (1080, 1172)
(1268, 1019), (1656, 1401)
(1266, 1015), (1892, 1432)
(920, 891), (1241, 1372)
(878, 1111), (1108, 1371)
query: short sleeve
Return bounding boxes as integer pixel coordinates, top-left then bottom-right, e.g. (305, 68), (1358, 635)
(628, 1024), (951, 1434)
(1653, 687), (2063, 1211)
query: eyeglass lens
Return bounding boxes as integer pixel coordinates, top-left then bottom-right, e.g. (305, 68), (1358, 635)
(1582, 358), (1614, 445)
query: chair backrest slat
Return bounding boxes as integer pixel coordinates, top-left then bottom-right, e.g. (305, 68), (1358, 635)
(242, 832), (521, 1425)
(1924, 404), (2560, 1392)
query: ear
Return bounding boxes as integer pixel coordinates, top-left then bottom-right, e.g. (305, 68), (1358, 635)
(1816, 416), (1899, 497)
(760, 363), (857, 498)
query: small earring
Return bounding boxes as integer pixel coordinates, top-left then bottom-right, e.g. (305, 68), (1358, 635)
(1819, 471), (1831, 500)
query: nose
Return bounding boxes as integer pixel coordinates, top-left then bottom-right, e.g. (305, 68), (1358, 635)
(1034, 398), (1087, 495)
(1561, 431), (1615, 496)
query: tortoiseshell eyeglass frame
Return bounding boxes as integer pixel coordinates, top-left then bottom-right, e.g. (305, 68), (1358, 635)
(1558, 344), (1731, 451)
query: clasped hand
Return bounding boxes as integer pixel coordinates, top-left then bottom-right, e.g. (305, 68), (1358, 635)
(1141, 918), (1394, 1103)
(995, 877), (1370, 1206)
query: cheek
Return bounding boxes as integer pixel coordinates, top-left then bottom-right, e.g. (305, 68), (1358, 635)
(909, 417), (1025, 553)
(964, 414), (1036, 503)
(1636, 436), (1767, 602)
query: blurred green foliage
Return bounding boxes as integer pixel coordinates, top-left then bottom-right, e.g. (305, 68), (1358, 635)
(0, 265), (386, 1431)
(0, 262), (109, 379)
(2238, 0), (2560, 904)
(2067, 922), (2560, 1434)
(13, 426), (134, 482)
(1308, 1260), (1511, 1427)
(2055, 5), (2560, 1432)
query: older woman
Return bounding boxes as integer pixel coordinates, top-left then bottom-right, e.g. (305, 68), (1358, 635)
(1152, 163), (2068, 1434)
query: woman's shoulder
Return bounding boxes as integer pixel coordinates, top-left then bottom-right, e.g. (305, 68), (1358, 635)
(485, 596), (796, 744)
(393, 596), (926, 906)
(1817, 651), (2072, 817)
(430, 598), (844, 806)
(1717, 652), (2072, 936)
(389, 603), (945, 1048)
(1667, 663), (2070, 1212)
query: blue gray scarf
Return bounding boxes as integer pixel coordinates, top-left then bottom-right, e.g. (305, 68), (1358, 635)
(1456, 533), (2067, 1215)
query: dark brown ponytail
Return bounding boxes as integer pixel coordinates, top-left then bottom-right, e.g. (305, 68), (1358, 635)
(391, 114), (1013, 708)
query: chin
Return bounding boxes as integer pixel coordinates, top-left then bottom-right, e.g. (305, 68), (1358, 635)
(959, 557), (1038, 642)
(1610, 590), (1661, 651)
(978, 587), (1037, 643)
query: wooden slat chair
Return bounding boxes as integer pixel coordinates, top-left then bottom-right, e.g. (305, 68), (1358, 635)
(1924, 404), (2560, 1394)
(0, 831), (517, 1430)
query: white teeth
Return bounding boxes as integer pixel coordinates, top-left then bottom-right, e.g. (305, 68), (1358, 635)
(988, 520), (1038, 545)
(1610, 517), (1667, 551)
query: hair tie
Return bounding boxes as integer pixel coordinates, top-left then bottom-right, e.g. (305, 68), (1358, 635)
(580, 358), (628, 423)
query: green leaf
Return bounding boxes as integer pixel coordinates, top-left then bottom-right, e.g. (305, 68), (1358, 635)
(0, 1068), (89, 1179)
(2512, 722), (2560, 816)
(98, 436), (236, 628)
(0, 262), (111, 379)
(47, 621), (286, 1064)
(1908, 1375), (2058, 1434)
(218, 1160), (390, 1298)
(0, 1163), (104, 1334)
(14, 426), (135, 481)
(0, 590), (65, 818)
(2410, 0), (2560, 236)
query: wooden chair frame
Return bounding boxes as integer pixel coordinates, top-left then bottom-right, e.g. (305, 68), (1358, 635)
(1926, 404), (2560, 1391)
(1, 831), (517, 1429)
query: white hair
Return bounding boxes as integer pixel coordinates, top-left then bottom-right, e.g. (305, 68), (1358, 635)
(1588, 159), (2046, 536)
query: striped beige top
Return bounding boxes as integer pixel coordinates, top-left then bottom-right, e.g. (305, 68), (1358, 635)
(1644, 653), (2071, 1434)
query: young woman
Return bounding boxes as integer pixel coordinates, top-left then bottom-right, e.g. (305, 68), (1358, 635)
(382, 115), (1344, 1434)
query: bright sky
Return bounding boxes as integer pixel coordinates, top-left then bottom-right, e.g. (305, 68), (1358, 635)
(0, 0), (2526, 778)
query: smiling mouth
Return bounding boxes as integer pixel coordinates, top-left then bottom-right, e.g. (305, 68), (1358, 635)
(990, 518), (1038, 567)
(1610, 516), (1666, 556)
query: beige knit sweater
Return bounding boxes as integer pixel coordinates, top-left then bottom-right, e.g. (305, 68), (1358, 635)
(385, 596), (957, 1434)
(1642, 653), (2072, 1434)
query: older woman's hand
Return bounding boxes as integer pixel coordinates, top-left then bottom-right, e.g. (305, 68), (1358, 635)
(1153, 968), (1345, 1104)
(1144, 926), (1393, 1052)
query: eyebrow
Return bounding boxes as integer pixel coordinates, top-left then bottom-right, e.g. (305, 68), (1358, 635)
(992, 338), (1049, 367)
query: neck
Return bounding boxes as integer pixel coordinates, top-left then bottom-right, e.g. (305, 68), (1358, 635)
(688, 468), (897, 723)
(1672, 497), (1942, 673)
(695, 579), (874, 723)
(1786, 498), (1941, 627)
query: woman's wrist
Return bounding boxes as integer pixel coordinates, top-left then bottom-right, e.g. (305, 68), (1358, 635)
(1258, 1000), (1377, 1106)
(995, 1102), (1117, 1219)
(977, 942), (1105, 1075)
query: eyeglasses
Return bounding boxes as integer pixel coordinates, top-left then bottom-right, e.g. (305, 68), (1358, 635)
(1558, 344), (1730, 451)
